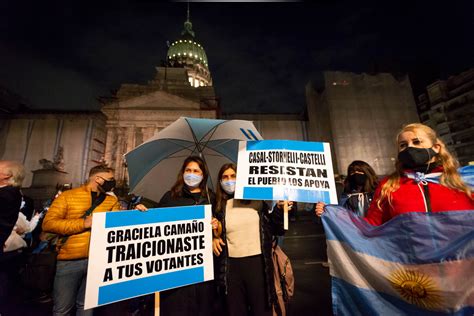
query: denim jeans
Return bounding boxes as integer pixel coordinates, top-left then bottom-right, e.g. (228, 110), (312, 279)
(53, 259), (93, 316)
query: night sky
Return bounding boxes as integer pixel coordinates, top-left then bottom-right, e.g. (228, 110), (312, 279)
(1, 0), (473, 114)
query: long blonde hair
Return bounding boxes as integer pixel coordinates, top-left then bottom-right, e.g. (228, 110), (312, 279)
(377, 123), (471, 209)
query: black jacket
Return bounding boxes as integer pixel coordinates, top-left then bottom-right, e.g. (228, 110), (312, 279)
(152, 187), (216, 316)
(157, 188), (215, 208)
(214, 199), (284, 310)
(0, 186), (22, 254)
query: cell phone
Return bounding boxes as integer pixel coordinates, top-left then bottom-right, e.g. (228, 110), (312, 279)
(129, 196), (143, 209)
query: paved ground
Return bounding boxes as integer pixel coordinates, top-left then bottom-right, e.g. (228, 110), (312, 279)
(283, 210), (333, 316)
(1, 210), (332, 316)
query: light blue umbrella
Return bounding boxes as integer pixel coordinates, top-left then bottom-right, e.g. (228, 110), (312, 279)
(125, 117), (263, 202)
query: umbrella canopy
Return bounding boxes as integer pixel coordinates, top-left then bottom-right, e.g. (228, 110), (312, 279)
(125, 117), (263, 202)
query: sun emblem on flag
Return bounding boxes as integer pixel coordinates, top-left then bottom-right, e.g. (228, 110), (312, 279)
(388, 269), (443, 310)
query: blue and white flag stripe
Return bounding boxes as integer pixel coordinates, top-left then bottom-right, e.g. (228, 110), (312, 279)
(327, 240), (474, 311)
(98, 267), (204, 305)
(105, 205), (206, 228)
(242, 186), (331, 203)
(324, 208), (474, 264)
(332, 278), (474, 316)
(322, 206), (474, 315)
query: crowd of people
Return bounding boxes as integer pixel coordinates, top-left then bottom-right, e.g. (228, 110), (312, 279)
(1, 122), (473, 315)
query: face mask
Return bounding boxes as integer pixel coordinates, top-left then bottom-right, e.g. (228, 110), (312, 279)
(398, 147), (437, 170)
(221, 180), (236, 194)
(184, 173), (203, 188)
(99, 179), (116, 192)
(348, 173), (367, 189)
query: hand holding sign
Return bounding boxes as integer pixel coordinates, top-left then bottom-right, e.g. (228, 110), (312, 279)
(85, 205), (214, 309)
(315, 202), (325, 217)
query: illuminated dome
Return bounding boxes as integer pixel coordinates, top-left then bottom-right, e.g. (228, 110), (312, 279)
(166, 10), (212, 87)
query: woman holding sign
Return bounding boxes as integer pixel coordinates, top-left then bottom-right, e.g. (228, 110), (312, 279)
(135, 155), (216, 316)
(316, 123), (473, 224)
(212, 163), (287, 316)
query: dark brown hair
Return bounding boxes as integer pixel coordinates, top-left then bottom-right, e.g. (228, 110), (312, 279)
(344, 160), (378, 193)
(89, 165), (114, 178)
(215, 163), (237, 213)
(170, 156), (209, 199)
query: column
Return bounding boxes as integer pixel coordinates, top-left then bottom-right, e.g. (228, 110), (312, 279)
(104, 127), (116, 167)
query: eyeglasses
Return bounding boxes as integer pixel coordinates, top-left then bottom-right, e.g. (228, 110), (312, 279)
(97, 176), (115, 182)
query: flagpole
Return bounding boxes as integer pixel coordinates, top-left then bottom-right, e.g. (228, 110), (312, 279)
(154, 292), (160, 316)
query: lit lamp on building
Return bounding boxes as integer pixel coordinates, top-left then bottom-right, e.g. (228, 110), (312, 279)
(166, 7), (212, 88)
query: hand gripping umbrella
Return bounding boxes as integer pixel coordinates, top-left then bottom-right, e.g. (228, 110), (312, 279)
(125, 117), (263, 202)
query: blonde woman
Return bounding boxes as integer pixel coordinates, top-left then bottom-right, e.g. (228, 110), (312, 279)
(316, 123), (473, 224)
(364, 123), (473, 225)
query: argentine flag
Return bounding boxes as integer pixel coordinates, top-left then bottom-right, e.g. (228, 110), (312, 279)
(322, 206), (474, 315)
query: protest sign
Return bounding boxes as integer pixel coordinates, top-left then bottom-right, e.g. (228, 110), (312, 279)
(84, 205), (213, 309)
(235, 140), (338, 204)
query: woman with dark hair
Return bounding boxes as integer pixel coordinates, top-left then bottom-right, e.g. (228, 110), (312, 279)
(135, 155), (215, 316)
(314, 160), (378, 218)
(212, 163), (287, 316)
(157, 155), (212, 207)
(339, 160), (378, 217)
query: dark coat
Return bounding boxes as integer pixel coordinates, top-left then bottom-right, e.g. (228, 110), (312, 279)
(214, 199), (284, 310)
(157, 187), (215, 208)
(0, 186), (22, 255)
(339, 191), (374, 217)
(151, 187), (216, 316)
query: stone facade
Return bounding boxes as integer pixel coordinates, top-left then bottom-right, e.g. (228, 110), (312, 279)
(101, 66), (218, 187)
(222, 113), (308, 141)
(0, 110), (107, 188)
(306, 71), (419, 175)
(417, 68), (474, 165)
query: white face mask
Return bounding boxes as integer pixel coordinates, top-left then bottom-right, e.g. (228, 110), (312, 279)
(221, 180), (236, 194)
(184, 173), (203, 188)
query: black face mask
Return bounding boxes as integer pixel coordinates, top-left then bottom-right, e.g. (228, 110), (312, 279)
(348, 173), (367, 189)
(398, 147), (438, 171)
(99, 179), (116, 192)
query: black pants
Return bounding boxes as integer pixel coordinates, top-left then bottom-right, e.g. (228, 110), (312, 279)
(160, 280), (214, 316)
(227, 255), (272, 316)
(0, 251), (24, 312)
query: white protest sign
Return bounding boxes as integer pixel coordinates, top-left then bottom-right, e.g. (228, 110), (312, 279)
(84, 205), (213, 309)
(235, 140), (338, 204)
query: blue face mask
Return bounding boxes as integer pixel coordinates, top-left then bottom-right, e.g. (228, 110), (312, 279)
(221, 180), (236, 194)
(184, 173), (203, 188)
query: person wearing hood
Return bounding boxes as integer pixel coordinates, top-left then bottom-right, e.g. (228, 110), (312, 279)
(42, 165), (120, 315)
(339, 160), (379, 217)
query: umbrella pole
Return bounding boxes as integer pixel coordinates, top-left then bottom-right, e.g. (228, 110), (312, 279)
(154, 292), (160, 316)
(284, 201), (289, 230)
